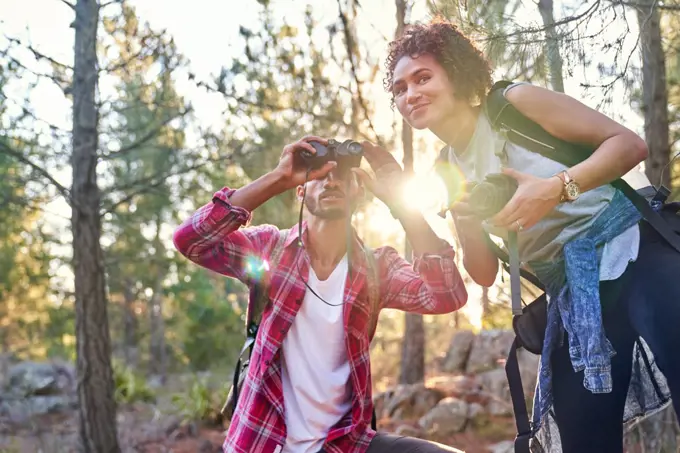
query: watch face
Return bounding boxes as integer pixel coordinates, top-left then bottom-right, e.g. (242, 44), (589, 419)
(565, 182), (580, 200)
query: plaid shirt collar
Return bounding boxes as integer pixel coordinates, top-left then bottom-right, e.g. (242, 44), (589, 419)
(283, 220), (372, 271)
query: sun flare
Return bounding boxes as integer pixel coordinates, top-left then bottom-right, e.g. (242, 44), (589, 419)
(401, 174), (448, 213)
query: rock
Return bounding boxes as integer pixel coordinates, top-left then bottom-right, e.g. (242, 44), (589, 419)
(418, 397), (468, 435)
(466, 330), (515, 374)
(427, 375), (482, 400)
(161, 415), (182, 435)
(488, 440), (514, 453)
(0, 361), (77, 422)
(441, 330), (475, 373)
(383, 384), (446, 421)
(372, 389), (391, 419)
(5, 361), (75, 397)
(477, 369), (513, 416)
(467, 402), (485, 421)
(393, 424), (423, 437)
(0, 394), (76, 423)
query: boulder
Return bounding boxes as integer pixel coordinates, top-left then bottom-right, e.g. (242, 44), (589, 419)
(394, 424), (424, 437)
(0, 360), (77, 422)
(418, 397), (468, 435)
(465, 330), (515, 374)
(5, 361), (75, 396)
(441, 330), (475, 373)
(382, 383), (446, 421)
(477, 369), (513, 416)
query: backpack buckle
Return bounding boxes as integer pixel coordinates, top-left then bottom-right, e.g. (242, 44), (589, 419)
(246, 322), (258, 338)
(651, 185), (671, 210)
(514, 432), (532, 453)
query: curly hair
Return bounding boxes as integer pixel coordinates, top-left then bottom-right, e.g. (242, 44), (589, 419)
(384, 18), (493, 107)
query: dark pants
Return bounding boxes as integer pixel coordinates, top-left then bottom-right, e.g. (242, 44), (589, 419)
(552, 221), (680, 453)
(366, 433), (464, 452)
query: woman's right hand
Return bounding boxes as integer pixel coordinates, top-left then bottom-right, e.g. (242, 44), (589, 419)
(273, 136), (337, 189)
(448, 193), (484, 233)
(448, 192), (499, 286)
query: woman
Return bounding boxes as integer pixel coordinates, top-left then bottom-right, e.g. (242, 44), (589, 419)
(384, 18), (680, 453)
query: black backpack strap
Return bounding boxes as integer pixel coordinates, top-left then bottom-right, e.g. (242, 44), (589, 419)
(506, 338), (532, 453)
(484, 81), (680, 252)
(485, 81), (680, 255)
(228, 230), (289, 415)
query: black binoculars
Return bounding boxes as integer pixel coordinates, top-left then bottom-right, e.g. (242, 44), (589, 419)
(298, 139), (364, 176)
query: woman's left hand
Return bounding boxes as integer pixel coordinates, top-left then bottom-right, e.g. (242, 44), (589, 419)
(490, 167), (564, 232)
(352, 141), (406, 209)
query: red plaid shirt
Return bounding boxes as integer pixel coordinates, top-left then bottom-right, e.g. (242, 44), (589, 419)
(172, 187), (468, 453)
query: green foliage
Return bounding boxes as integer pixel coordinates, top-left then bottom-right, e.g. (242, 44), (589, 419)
(167, 267), (246, 371)
(0, 144), (56, 358)
(112, 361), (156, 405)
(170, 375), (226, 427)
(43, 303), (76, 361)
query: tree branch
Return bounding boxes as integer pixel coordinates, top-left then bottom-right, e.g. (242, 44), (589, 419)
(336, 0), (381, 144)
(58, 0), (75, 10)
(482, 0), (603, 42)
(615, 0), (680, 10)
(4, 54), (70, 92)
(100, 0), (124, 9)
(101, 46), (155, 74)
(100, 155), (225, 215)
(101, 109), (191, 159)
(5, 35), (73, 70)
(195, 78), (343, 123)
(0, 141), (74, 207)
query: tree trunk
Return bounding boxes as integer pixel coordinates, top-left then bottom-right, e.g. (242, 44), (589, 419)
(637, 1), (671, 188)
(395, 0), (425, 385)
(72, 0), (120, 451)
(537, 0), (565, 93)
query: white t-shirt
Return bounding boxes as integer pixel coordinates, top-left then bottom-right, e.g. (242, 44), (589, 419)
(280, 255), (352, 453)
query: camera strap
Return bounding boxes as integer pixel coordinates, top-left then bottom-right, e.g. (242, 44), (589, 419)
(507, 231), (523, 316)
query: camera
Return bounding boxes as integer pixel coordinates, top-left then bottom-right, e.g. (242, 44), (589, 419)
(437, 172), (518, 220)
(466, 173), (518, 219)
(298, 139), (364, 176)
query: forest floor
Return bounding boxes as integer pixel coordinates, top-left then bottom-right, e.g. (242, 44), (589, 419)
(1, 406), (515, 453)
(0, 369), (516, 453)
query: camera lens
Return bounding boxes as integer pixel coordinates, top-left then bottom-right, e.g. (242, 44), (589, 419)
(347, 141), (363, 155)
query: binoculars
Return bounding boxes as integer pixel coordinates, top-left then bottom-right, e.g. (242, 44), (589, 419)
(298, 139), (364, 176)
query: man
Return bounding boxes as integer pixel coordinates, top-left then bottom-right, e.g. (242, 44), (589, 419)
(173, 136), (467, 453)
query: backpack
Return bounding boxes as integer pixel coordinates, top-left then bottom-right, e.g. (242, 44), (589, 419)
(221, 229), (382, 431)
(479, 80), (680, 453)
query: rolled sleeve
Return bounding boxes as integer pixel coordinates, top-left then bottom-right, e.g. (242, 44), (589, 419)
(377, 241), (467, 315)
(173, 187), (278, 282)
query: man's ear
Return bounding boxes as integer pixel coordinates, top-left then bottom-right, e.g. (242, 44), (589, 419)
(295, 184), (305, 202)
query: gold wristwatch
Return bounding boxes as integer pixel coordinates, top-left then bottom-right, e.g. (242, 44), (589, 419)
(555, 170), (581, 202)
